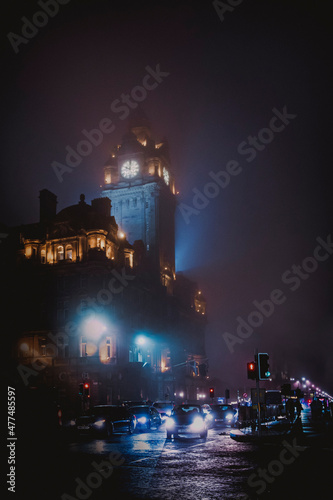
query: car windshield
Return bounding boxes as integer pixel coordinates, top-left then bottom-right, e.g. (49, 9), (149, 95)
(131, 406), (149, 414)
(212, 405), (234, 412)
(173, 405), (200, 415)
(154, 403), (173, 409)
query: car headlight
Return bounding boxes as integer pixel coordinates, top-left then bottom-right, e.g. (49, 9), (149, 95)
(93, 419), (106, 428)
(138, 417), (147, 424)
(191, 417), (205, 432)
(225, 413), (234, 421)
(166, 418), (175, 430)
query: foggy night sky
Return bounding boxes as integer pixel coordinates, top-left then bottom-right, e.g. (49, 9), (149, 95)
(2, 0), (333, 394)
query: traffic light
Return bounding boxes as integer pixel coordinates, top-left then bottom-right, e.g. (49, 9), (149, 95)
(258, 353), (270, 380)
(209, 387), (214, 398)
(84, 383), (90, 397)
(79, 383), (84, 396)
(247, 362), (257, 380)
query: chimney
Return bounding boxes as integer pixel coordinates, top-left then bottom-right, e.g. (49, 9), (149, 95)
(91, 197), (111, 217)
(39, 189), (57, 223)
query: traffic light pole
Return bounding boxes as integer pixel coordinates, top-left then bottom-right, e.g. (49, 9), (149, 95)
(255, 349), (262, 437)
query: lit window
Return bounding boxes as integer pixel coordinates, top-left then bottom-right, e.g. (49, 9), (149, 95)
(41, 249), (46, 264)
(81, 336), (87, 357)
(106, 337), (112, 358)
(66, 245), (73, 260)
(57, 246), (64, 261)
(39, 338), (47, 357)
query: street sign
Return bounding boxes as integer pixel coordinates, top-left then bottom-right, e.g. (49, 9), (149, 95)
(251, 388), (265, 404)
(243, 392), (248, 398)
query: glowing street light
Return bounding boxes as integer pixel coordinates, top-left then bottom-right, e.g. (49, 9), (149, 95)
(136, 335), (147, 346)
(81, 317), (107, 340)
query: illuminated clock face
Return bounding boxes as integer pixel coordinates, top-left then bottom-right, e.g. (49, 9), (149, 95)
(163, 167), (170, 185)
(121, 160), (139, 179)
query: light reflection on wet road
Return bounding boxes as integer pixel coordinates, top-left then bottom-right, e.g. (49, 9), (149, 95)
(67, 425), (258, 499)
(63, 420), (332, 500)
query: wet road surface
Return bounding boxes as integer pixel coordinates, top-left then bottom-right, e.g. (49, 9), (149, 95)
(17, 410), (333, 500)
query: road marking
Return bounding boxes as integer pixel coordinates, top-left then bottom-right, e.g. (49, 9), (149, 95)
(129, 456), (160, 464)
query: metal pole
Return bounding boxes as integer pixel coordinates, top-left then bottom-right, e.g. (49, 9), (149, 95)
(255, 349), (261, 437)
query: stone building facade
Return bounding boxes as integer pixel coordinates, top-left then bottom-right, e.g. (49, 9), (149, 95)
(6, 115), (208, 419)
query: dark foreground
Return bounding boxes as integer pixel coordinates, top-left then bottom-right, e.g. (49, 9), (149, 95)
(12, 409), (333, 500)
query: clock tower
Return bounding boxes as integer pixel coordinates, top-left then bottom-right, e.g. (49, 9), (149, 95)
(101, 112), (176, 289)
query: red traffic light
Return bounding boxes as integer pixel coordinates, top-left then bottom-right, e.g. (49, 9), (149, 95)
(209, 387), (214, 398)
(83, 383), (90, 397)
(247, 362), (257, 380)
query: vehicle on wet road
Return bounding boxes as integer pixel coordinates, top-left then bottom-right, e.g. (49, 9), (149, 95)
(152, 401), (174, 421)
(129, 405), (162, 430)
(209, 404), (238, 427)
(75, 405), (136, 437)
(166, 404), (208, 439)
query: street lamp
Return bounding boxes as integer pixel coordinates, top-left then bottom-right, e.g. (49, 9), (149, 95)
(81, 317), (107, 340)
(136, 335), (147, 346)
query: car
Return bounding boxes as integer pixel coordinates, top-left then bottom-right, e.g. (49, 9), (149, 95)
(209, 404), (238, 427)
(123, 401), (150, 407)
(152, 401), (174, 421)
(129, 405), (162, 430)
(75, 405), (136, 437)
(165, 404), (208, 439)
(201, 404), (214, 428)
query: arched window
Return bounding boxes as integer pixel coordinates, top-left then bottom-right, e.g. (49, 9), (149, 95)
(65, 245), (73, 260)
(41, 249), (46, 264)
(57, 246), (64, 261)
